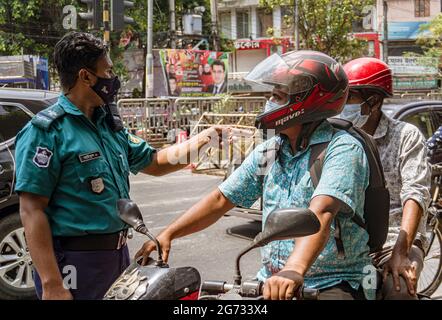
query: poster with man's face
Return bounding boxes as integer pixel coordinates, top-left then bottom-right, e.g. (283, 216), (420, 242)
(159, 49), (229, 97)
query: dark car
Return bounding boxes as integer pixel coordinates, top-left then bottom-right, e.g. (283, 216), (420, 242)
(228, 100), (442, 222)
(0, 88), (58, 299)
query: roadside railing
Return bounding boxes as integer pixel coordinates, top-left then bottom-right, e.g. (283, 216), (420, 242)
(117, 96), (266, 147)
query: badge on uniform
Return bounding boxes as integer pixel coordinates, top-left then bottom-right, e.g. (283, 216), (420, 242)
(90, 177), (105, 194)
(128, 134), (142, 144)
(78, 151), (101, 163)
(32, 147), (53, 168)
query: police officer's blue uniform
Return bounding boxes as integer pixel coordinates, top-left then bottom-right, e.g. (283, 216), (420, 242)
(14, 94), (156, 299)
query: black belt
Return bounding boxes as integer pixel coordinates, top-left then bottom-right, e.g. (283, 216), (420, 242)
(54, 230), (128, 251)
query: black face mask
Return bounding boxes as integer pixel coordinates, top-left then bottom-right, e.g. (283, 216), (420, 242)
(88, 70), (121, 105)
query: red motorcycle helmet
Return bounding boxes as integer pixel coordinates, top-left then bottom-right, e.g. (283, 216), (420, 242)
(245, 50), (349, 133)
(343, 57), (393, 97)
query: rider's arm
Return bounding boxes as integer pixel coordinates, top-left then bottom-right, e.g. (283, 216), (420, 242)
(160, 189), (235, 239)
(282, 195), (341, 275)
(162, 140), (265, 238)
(397, 127), (432, 251)
(283, 137), (370, 275)
(394, 200), (423, 254)
(136, 141), (265, 263)
(263, 136), (370, 300)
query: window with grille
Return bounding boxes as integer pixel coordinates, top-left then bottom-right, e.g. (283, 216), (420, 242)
(219, 13), (231, 39)
(237, 11), (250, 39)
(415, 0), (430, 17)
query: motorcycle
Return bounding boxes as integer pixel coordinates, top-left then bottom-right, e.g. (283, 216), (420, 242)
(103, 199), (321, 300)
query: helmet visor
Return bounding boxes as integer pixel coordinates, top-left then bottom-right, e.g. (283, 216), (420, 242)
(245, 53), (315, 96)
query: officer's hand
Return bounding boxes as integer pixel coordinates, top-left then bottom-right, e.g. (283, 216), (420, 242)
(263, 269), (304, 300)
(135, 233), (171, 266)
(198, 126), (234, 149)
(42, 283), (73, 300)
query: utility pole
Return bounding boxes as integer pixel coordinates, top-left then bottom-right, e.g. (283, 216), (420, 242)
(103, 0), (110, 45)
(210, 0), (220, 51)
(294, 0), (299, 50)
(383, 0), (388, 62)
(169, 0), (176, 49)
(146, 0), (154, 98)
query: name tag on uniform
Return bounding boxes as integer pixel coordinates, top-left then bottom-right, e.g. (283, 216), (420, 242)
(78, 151), (102, 163)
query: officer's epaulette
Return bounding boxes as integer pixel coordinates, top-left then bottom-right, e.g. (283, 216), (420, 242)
(31, 104), (66, 130)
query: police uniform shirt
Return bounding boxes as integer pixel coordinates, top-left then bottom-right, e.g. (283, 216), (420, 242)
(14, 94), (156, 237)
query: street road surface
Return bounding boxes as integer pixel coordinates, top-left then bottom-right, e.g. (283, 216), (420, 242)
(127, 170), (261, 284)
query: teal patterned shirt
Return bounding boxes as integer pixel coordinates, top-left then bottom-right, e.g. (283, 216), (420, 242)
(219, 121), (375, 299)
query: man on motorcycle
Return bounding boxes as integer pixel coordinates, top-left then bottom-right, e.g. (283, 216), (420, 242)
(136, 50), (375, 300)
(342, 57), (432, 299)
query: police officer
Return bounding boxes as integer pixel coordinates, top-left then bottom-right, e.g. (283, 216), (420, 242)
(15, 32), (230, 300)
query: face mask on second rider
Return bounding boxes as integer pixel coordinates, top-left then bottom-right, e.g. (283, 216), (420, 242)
(340, 95), (377, 128)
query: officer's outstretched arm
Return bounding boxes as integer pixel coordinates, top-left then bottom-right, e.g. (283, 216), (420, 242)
(141, 126), (232, 176)
(19, 192), (73, 300)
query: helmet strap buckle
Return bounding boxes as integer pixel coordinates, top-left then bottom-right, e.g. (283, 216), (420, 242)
(296, 121), (323, 151)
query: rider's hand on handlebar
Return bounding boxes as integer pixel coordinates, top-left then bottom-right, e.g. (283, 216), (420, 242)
(263, 269), (304, 300)
(135, 233), (171, 266)
(382, 252), (418, 296)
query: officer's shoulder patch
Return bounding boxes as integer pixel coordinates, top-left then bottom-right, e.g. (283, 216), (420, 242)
(31, 104), (66, 130)
(32, 147), (53, 168)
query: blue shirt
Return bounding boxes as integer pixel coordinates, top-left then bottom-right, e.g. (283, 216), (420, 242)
(219, 121), (374, 298)
(14, 95), (156, 236)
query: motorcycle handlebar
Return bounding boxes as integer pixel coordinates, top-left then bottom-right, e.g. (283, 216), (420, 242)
(200, 280), (319, 300)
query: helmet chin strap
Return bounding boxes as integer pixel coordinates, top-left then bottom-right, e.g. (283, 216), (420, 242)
(296, 120), (324, 151)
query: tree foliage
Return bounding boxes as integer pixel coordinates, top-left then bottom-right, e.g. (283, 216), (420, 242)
(416, 14), (442, 59)
(0, 0), (213, 83)
(259, 0), (374, 62)
(0, 0), (76, 57)
(0, 0), (212, 57)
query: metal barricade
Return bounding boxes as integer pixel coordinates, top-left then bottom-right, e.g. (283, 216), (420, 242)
(117, 96), (267, 149)
(221, 96), (267, 114)
(174, 97), (222, 134)
(189, 112), (261, 176)
(427, 91), (442, 100)
(117, 98), (173, 147)
(174, 96), (266, 135)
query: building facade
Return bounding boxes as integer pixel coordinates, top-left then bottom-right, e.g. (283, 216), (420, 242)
(218, 0), (294, 92)
(386, 0), (441, 55)
(219, 0), (442, 93)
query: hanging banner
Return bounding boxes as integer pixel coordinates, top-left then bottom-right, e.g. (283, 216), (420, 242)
(159, 49), (229, 97)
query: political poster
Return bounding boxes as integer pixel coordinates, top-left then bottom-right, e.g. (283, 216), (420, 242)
(159, 49), (229, 97)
